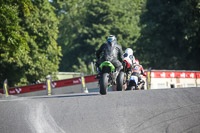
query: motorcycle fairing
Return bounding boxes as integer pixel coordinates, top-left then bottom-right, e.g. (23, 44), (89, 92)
(100, 61), (115, 73)
(129, 75), (138, 85)
(124, 59), (130, 68)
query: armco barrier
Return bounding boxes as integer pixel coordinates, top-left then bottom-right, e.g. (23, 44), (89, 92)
(0, 75), (98, 95)
(150, 71), (200, 78)
(1, 70), (200, 95)
(147, 70), (200, 89)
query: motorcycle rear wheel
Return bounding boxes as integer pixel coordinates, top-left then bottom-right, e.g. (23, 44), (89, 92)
(100, 73), (109, 95)
(116, 71), (125, 91)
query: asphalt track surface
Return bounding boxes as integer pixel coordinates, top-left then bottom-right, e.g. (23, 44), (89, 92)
(0, 87), (200, 133)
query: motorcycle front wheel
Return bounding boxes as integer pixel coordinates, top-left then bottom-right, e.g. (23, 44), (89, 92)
(126, 85), (135, 90)
(100, 73), (109, 95)
(126, 81), (136, 90)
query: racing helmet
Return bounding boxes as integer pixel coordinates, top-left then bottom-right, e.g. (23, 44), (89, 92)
(124, 48), (134, 68)
(124, 48), (134, 61)
(135, 59), (139, 64)
(107, 35), (116, 45)
(125, 48), (133, 56)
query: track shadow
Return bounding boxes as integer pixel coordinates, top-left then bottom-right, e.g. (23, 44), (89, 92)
(32, 93), (99, 99)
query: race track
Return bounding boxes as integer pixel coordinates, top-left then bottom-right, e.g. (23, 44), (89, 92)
(0, 87), (200, 133)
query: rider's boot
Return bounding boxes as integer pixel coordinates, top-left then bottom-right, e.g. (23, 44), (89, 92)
(112, 66), (123, 84)
(112, 70), (120, 85)
(95, 67), (101, 79)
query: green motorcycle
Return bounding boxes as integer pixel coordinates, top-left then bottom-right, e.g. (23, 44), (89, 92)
(99, 61), (124, 95)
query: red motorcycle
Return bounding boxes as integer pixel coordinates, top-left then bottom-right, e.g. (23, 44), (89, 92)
(121, 52), (134, 90)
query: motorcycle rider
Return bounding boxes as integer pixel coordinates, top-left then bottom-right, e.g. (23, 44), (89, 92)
(95, 35), (124, 81)
(123, 48), (135, 72)
(132, 59), (146, 87)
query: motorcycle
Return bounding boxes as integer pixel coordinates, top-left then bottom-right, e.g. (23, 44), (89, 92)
(126, 72), (145, 90)
(123, 56), (145, 90)
(122, 54), (134, 90)
(99, 61), (124, 95)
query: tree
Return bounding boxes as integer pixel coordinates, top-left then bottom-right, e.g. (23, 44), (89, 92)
(135, 0), (200, 70)
(0, 0), (33, 86)
(51, 0), (90, 72)
(0, 0), (61, 87)
(22, 0), (62, 84)
(52, 0), (144, 74)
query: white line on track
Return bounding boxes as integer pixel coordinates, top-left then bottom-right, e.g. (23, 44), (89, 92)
(27, 101), (65, 133)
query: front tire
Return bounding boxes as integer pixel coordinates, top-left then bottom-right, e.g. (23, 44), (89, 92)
(116, 71), (125, 91)
(141, 84), (145, 90)
(126, 85), (135, 90)
(126, 81), (136, 90)
(100, 73), (109, 95)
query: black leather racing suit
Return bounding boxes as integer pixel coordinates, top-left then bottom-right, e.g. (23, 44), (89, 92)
(96, 42), (124, 73)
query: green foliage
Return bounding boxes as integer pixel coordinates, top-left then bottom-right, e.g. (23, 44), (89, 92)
(55, 0), (144, 74)
(135, 0), (200, 70)
(22, 0), (62, 83)
(72, 58), (94, 74)
(0, 0), (61, 87)
(0, 0), (32, 86)
(54, 0), (200, 71)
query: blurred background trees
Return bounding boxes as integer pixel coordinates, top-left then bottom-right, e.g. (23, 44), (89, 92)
(0, 0), (61, 87)
(0, 0), (200, 87)
(51, 0), (144, 73)
(135, 0), (200, 70)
